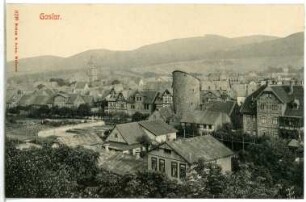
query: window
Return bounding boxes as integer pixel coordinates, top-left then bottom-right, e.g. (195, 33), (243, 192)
(151, 157), (157, 171)
(159, 159), (165, 173)
(179, 164), (187, 179)
(136, 96), (142, 101)
(144, 104), (150, 110)
(261, 117), (266, 124)
(208, 125), (212, 129)
(114, 133), (118, 138)
(273, 118), (278, 125)
(272, 105), (278, 110)
(164, 149), (171, 154)
(171, 162), (178, 178)
(131, 105), (135, 109)
(260, 104), (265, 110)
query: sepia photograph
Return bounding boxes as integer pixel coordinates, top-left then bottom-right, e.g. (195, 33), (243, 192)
(3, 2), (305, 199)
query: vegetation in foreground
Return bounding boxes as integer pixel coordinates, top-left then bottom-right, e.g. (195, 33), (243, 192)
(5, 135), (303, 198)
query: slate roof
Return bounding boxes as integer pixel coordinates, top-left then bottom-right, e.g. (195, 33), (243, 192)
(204, 101), (236, 116)
(166, 135), (234, 164)
(115, 122), (146, 145)
(141, 91), (159, 104)
(127, 90), (159, 104)
(181, 110), (225, 125)
(157, 106), (175, 121)
(138, 120), (178, 135)
(241, 85), (304, 117)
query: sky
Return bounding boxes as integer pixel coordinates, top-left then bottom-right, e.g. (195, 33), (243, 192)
(6, 4), (304, 61)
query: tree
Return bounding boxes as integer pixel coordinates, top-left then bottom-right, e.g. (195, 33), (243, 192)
(5, 140), (100, 198)
(137, 135), (152, 152)
(131, 112), (149, 122)
(77, 104), (91, 117)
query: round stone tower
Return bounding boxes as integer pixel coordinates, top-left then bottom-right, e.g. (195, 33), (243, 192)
(172, 70), (201, 117)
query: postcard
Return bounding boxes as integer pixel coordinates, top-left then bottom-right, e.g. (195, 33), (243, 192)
(4, 3), (304, 199)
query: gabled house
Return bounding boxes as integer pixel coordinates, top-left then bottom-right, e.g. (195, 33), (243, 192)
(105, 120), (177, 155)
(127, 90), (159, 115)
(202, 100), (241, 129)
(241, 84), (304, 138)
(148, 106), (176, 124)
(138, 120), (177, 144)
(181, 110), (231, 136)
(105, 122), (146, 155)
(147, 135), (234, 180)
(154, 89), (173, 110)
(73, 82), (89, 95)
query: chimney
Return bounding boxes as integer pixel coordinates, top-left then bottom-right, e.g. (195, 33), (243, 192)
(135, 152), (140, 159)
(104, 143), (110, 152)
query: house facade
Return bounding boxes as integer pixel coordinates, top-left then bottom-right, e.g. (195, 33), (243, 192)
(105, 120), (177, 155)
(147, 135), (234, 180)
(241, 84), (303, 138)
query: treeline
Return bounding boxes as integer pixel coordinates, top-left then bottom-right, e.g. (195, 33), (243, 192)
(5, 135), (303, 198)
(7, 104), (97, 118)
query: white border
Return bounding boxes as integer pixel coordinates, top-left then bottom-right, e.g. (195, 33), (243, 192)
(0, 1), (305, 202)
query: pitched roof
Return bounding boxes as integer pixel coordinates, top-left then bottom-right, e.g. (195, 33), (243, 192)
(240, 85), (266, 114)
(115, 122), (146, 145)
(141, 91), (159, 104)
(67, 94), (85, 104)
(166, 135), (234, 164)
(158, 106), (175, 121)
(138, 120), (177, 136)
(204, 101), (236, 116)
(181, 110), (225, 125)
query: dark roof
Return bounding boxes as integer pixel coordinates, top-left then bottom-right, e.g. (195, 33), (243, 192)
(166, 135), (234, 164)
(240, 85), (266, 114)
(141, 91), (159, 104)
(115, 122), (146, 145)
(204, 101), (236, 115)
(138, 120), (177, 136)
(159, 106), (175, 120)
(181, 110), (225, 125)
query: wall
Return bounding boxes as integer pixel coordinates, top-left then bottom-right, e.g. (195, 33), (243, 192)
(215, 156), (232, 173)
(106, 128), (126, 144)
(148, 146), (188, 180)
(172, 70), (201, 117)
(257, 91), (283, 136)
(243, 114), (257, 135)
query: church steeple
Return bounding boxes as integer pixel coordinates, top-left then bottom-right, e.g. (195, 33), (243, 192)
(87, 56), (98, 84)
